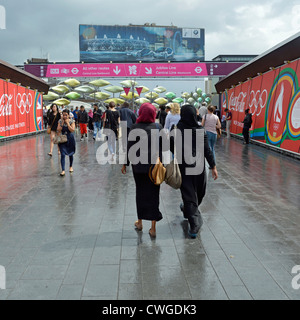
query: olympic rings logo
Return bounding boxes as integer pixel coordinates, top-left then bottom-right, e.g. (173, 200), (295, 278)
(249, 89), (267, 116)
(16, 93), (32, 114)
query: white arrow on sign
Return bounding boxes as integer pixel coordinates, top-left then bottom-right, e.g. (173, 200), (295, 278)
(113, 66), (121, 75)
(145, 67), (152, 75)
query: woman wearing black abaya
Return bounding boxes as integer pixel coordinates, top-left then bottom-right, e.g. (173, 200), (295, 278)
(121, 103), (167, 238)
(170, 104), (218, 238)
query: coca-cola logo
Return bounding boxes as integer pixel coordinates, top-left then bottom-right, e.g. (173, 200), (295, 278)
(0, 94), (13, 116)
(229, 91), (247, 112)
(16, 93), (32, 114)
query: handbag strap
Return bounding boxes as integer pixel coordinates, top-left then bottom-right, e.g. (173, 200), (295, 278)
(171, 125), (178, 169)
(173, 125), (177, 160)
(154, 123), (160, 158)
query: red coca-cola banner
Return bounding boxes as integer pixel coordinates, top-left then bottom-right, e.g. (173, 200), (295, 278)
(0, 79), (43, 138)
(221, 58), (300, 154)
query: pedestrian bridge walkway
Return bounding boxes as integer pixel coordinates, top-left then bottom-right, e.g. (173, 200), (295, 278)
(0, 132), (299, 300)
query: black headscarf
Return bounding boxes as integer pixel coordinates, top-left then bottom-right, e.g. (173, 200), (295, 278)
(177, 104), (201, 130)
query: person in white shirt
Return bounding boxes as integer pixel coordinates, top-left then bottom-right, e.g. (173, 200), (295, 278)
(199, 103), (207, 120)
(164, 103), (181, 131)
(201, 105), (221, 164)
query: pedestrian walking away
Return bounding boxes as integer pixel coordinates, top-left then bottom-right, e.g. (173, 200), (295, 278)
(170, 104), (218, 238)
(43, 105), (48, 129)
(48, 103), (61, 157)
(242, 108), (253, 144)
(224, 108), (232, 138)
(164, 103), (181, 132)
(88, 108), (94, 132)
(198, 103), (208, 121)
(202, 105), (221, 164)
(121, 103), (168, 238)
(72, 106), (79, 128)
(119, 101), (137, 152)
(92, 104), (103, 141)
(56, 109), (76, 176)
(158, 105), (167, 128)
(78, 106), (89, 141)
(103, 102), (120, 160)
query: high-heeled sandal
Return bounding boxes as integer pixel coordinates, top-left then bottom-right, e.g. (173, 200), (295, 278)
(48, 152), (52, 156)
(134, 221), (143, 231)
(149, 228), (156, 238)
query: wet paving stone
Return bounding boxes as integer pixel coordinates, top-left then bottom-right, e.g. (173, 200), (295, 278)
(0, 132), (299, 299)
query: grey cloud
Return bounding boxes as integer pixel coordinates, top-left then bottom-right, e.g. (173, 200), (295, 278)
(0, 0), (297, 65)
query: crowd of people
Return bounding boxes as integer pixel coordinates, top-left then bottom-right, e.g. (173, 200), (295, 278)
(44, 100), (252, 239)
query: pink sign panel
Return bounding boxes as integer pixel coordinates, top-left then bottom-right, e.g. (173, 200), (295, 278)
(44, 63), (208, 78)
(25, 62), (244, 78)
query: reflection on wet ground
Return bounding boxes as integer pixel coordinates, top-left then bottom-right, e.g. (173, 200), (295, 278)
(0, 131), (299, 300)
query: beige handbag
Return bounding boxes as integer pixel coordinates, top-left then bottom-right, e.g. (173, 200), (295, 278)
(53, 134), (67, 144)
(165, 126), (182, 189)
(149, 157), (166, 186)
(148, 123), (166, 186)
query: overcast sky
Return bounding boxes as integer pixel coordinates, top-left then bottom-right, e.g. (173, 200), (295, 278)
(0, 0), (299, 65)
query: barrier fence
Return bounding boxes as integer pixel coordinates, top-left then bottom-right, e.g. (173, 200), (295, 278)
(0, 79), (43, 138)
(221, 58), (300, 154)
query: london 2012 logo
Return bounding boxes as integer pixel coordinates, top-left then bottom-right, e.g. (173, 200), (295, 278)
(265, 69), (298, 146)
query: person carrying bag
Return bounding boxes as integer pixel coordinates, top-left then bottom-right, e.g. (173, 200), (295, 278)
(149, 123), (166, 186)
(47, 112), (57, 134)
(121, 103), (168, 238)
(164, 125), (182, 189)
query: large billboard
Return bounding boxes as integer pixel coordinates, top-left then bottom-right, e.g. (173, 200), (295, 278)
(221, 58), (300, 154)
(0, 79), (43, 138)
(79, 24), (205, 63)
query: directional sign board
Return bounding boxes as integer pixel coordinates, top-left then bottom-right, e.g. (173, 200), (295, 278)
(25, 62), (244, 78)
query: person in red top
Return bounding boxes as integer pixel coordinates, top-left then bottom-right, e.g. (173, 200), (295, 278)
(78, 106), (88, 141)
(224, 108), (232, 138)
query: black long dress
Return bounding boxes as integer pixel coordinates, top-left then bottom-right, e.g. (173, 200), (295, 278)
(127, 122), (167, 221)
(170, 105), (216, 234)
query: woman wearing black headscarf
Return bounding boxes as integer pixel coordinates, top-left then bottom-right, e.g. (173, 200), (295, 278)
(170, 104), (218, 238)
(121, 103), (168, 238)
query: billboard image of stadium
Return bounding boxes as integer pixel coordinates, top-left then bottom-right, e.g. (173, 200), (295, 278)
(79, 24), (205, 63)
